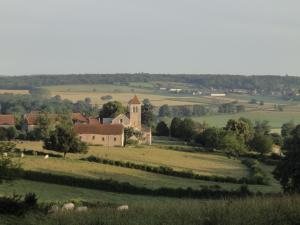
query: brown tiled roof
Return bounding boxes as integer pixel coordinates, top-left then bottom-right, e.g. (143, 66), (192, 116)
(74, 124), (124, 135)
(72, 113), (88, 122)
(0, 115), (15, 125)
(128, 95), (141, 105)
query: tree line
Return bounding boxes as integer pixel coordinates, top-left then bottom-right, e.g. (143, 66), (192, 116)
(1, 74), (300, 95)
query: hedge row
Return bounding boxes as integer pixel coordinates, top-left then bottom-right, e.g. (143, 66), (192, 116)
(21, 170), (253, 199)
(241, 159), (270, 185)
(83, 155), (266, 185)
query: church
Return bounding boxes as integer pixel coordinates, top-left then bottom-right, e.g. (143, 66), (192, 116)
(74, 95), (152, 147)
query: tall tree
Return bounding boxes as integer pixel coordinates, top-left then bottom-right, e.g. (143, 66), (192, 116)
(250, 133), (273, 155)
(158, 104), (171, 117)
(254, 120), (271, 135)
(43, 124), (88, 157)
(156, 121), (169, 136)
(281, 121), (295, 138)
(141, 99), (155, 127)
(170, 117), (182, 138)
(99, 101), (126, 118)
(274, 125), (300, 193)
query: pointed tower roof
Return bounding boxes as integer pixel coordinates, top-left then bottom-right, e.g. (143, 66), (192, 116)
(128, 95), (141, 105)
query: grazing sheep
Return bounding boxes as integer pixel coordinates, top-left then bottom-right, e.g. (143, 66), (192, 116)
(75, 206), (88, 212)
(117, 205), (129, 211)
(44, 154), (49, 159)
(3, 152), (8, 157)
(48, 205), (60, 214)
(21, 153), (24, 158)
(62, 203), (75, 211)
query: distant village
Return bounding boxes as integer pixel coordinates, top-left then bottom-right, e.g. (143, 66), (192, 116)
(0, 95), (151, 147)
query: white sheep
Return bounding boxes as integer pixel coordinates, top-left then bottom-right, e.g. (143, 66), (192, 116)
(48, 205), (59, 214)
(117, 205), (129, 211)
(21, 153), (24, 158)
(44, 154), (49, 159)
(62, 203), (75, 211)
(3, 152), (8, 157)
(75, 206), (88, 212)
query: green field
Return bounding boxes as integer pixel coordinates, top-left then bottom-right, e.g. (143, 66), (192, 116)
(193, 111), (300, 128)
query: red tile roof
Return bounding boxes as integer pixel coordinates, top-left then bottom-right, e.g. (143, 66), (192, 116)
(74, 124), (124, 135)
(128, 95), (141, 105)
(0, 115), (15, 125)
(72, 113), (88, 122)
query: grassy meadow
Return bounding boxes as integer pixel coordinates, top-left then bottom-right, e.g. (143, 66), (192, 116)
(1, 195), (299, 225)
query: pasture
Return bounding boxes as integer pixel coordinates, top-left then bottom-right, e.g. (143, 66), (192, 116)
(9, 141), (282, 194)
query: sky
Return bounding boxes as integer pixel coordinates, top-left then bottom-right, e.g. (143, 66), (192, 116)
(0, 0), (299, 76)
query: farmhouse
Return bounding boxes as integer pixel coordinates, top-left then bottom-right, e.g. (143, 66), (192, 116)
(74, 124), (124, 147)
(75, 95), (152, 146)
(0, 114), (15, 128)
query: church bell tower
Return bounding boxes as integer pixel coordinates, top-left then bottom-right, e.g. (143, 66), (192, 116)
(128, 95), (141, 130)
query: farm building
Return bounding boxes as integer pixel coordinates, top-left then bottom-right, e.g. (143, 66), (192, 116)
(0, 114), (15, 128)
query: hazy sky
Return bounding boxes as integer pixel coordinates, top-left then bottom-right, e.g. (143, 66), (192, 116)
(0, 0), (299, 76)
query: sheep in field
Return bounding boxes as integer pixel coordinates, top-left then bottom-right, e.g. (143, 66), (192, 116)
(75, 206), (88, 212)
(44, 154), (49, 159)
(62, 203), (75, 211)
(117, 205), (129, 211)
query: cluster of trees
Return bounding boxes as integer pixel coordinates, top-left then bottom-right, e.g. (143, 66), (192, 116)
(159, 104), (211, 117)
(0, 92), (98, 116)
(2, 74), (300, 95)
(218, 102), (245, 113)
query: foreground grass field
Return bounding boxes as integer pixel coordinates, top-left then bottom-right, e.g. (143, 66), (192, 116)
(1, 195), (299, 225)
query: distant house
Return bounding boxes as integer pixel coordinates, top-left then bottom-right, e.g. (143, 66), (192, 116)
(23, 112), (42, 131)
(74, 124), (124, 147)
(210, 93), (226, 97)
(0, 114), (15, 128)
(169, 88), (182, 93)
(71, 113), (88, 124)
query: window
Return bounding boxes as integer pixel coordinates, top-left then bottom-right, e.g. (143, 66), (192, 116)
(102, 137), (105, 141)
(136, 106), (138, 112)
(114, 137), (117, 141)
(92, 136), (95, 140)
(79, 136), (82, 140)
(120, 119), (123, 123)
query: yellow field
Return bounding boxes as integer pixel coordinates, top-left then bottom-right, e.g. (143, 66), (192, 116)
(50, 91), (201, 106)
(15, 141), (247, 178)
(0, 89), (29, 94)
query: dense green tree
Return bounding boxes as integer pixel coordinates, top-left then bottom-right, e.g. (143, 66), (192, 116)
(250, 133), (273, 155)
(254, 120), (271, 135)
(158, 104), (171, 117)
(195, 127), (224, 149)
(0, 142), (22, 182)
(219, 133), (246, 158)
(170, 117), (182, 138)
(178, 118), (196, 141)
(99, 101), (126, 118)
(224, 119), (253, 143)
(156, 121), (169, 136)
(124, 127), (135, 146)
(274, 125), (300, 192)
(141, 99), (155, 127)
(281, 121), (295, 138)
(43, 124), (88, 157)
(6, 127), (17, 141)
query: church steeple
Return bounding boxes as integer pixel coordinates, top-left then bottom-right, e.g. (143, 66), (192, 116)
(128, 95), (141, 130)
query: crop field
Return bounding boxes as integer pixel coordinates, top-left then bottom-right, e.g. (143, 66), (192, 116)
(0, 89), (29, 94)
